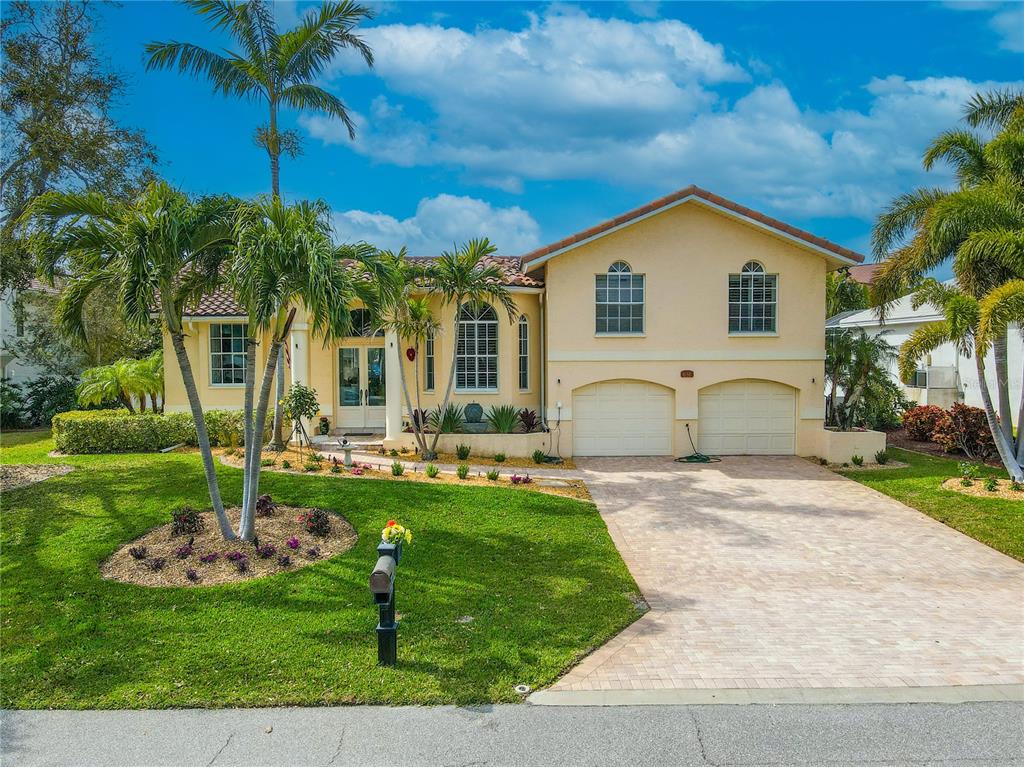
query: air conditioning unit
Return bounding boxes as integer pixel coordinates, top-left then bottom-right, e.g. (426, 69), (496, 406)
(925, 365), (958, 389)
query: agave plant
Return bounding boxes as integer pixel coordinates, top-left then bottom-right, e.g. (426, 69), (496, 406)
(485, 404), (519, 434)
(429, 403), (465, 434)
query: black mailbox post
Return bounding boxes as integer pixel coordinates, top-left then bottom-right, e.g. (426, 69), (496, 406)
(369, 541), (401, 666)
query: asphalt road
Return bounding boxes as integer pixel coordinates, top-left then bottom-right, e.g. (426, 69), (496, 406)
(3, 702), (1023, 767)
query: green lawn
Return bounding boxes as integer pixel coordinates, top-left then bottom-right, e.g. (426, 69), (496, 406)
(0, 431), (641, 709)
(844, 447), (1024, 562)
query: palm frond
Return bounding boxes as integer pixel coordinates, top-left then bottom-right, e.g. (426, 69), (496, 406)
(870, 187), (949, 258)
(280, 83), (355, 137)
(964, 89), (1024, 129)
(144, 41), (263, 99)
(922, 129), (989, 185)
(279, 0), (374, 83)
(978, 279), (1024, 350)
(898, 322), (953, 383)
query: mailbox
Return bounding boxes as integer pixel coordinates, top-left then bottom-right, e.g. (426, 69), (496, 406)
(369, 556), (395, 605)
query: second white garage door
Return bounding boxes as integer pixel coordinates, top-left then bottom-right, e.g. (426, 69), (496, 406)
(573, 380), (673, 456)
(698, 379), (796, 455)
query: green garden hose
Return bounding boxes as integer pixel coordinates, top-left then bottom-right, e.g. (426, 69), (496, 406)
(675, 424), (721, 463)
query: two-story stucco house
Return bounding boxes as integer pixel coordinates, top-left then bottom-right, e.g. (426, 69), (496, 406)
(162, 186), (865, 458)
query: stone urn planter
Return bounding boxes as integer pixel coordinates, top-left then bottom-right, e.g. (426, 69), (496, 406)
(465, 402), (483, 424)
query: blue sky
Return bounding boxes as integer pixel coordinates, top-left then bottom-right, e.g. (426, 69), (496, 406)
(87, 1), (1023, 258)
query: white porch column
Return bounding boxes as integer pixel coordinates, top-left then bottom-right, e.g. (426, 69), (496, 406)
(289, 324), (310, 442)
(384, 330), (402, 441)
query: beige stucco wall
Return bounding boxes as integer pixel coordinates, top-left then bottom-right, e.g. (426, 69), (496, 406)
(162, 292), (544, 426)
(540, 201), (829, 456)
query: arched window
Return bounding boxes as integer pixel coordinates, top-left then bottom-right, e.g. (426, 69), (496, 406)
(347, 308), (382, 337)
(518, 314), (529, 391)
(729, 261), (777, 333)
(596, 261), (644, 334)
(456, 303), (498, 390)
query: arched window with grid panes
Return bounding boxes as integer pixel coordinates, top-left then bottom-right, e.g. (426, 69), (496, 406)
(728, 261), (777, 333)
(456, 303), (498, 390)
(595, 261), (644, 334)
(518, 314), (529, 390)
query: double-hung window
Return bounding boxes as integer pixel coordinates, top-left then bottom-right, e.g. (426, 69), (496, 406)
(728, 261), (777, 334)
(518, 315), (529, 391)
(596, 261), (644, 334)
(456, 303), (498, 391)
(210, 323), (247, 385)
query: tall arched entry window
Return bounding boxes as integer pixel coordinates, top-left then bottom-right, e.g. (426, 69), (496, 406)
(456, 303), (498, 391)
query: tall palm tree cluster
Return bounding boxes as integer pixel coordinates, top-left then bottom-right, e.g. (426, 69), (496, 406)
(871, 89), (1024, 481)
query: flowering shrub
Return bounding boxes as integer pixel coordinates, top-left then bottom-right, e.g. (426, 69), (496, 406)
(255, 494), (277, 517)
(958, 461), (980, 486)
(185, 568), (200, 582)
(174, 544), (193, 559)
(234, 556), (250, 573)
(510, 474), (532, 485)
(129, 545), (148, 560)
(171, 506), (204, 536)
(352, 467), (364, 475)
(225, 550), (246, 562)
(382, 519), (413, 545)
(362, 463), (373, 470)
(306, 546), (320, 559)
(298, 508), (331, 537)
(277, 554), (292, 567)
(256, 544), (277, 559)
(901, 405), (945, 441)
(286, 536), (300, 550)
(932, 404), (995, 459)
(199, 552), (219, 564)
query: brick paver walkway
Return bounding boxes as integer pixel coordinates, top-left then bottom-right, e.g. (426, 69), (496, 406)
(553, 456), (1024, 691)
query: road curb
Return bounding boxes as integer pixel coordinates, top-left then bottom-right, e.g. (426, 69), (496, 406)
(528, 684), (1024, 706)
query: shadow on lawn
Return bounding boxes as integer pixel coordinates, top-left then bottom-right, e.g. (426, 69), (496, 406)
(2, 454), (640, 707)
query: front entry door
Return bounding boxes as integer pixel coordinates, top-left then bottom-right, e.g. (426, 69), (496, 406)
(338, 346), (386, 431)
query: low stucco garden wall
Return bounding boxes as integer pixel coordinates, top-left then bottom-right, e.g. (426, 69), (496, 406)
(820, 428), (888, 464)
(384, 431), (553, 458)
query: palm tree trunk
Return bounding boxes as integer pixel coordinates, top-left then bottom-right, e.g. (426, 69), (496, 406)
(241, 338), (257, 518)
(993, 332), (1013, 444)
(428, 303), (462, 454)
(413, 341), (429, 457)
(396, 343), (426, 456)
(1016, 358), (1024, 465)
(974, 352), (1023, 482)
(170, 330), (235, 539)
(271, 354), (285, 448)
(239, 340), (282, 541)
(120, 392), (136, 414)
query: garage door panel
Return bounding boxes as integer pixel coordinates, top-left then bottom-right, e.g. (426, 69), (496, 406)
(573, 380), (673, 456)
(698, 379), (795, 455)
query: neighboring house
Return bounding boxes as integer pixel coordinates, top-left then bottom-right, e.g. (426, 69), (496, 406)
(162, 185), (864, 457)
(828, 291), (1023, 411)
(0, 279), (51, 385)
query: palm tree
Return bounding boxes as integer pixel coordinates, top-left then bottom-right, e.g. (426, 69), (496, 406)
(826, 270), (869, 319)
(424, 239), (517, 457)
(828, 329), (897, 431)
(146, 0), (375, 447)
(899, 279), (1022, 481)
(139, 349), (165, 413)
(375, 252), (441, 456)
(230, 197), (357, 540)
(30, 182), (237, 538)
(871, 88), (1024, 474)
(76, 358), (143, 412)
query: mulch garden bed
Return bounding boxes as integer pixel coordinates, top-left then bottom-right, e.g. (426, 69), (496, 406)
(216, 448), (592, 502)
(940, 477), (1024, 501)
(0, 464), (73, 491)
(101, 504), (357, 587)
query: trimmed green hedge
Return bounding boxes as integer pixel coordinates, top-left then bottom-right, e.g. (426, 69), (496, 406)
(52, 409), (246, 454)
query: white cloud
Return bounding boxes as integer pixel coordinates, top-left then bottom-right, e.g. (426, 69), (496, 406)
(990, 5), (1024, 52)
(331, 194), (541, 255)
(303, 8), (1021, 221)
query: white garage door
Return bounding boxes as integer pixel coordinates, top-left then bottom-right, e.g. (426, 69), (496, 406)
(573, 380), (673, 456)
(698, 379), (795, 455)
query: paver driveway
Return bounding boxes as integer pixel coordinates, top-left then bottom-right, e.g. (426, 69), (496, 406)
(554, 456), (1024, 692)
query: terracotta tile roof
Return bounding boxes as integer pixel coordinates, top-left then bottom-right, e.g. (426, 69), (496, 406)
(177, 256), (542, 317)
(520, 185), (866, 265)
(847, 263), (881, 285)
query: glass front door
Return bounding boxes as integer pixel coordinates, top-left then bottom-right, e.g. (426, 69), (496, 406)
(338, 346), (386, 430)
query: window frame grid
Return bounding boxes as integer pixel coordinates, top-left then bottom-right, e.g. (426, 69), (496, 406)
(595, 261), (645, 335)
(455, 303), (498, 392)
(518, 314), (529, 391)
(728, 261), (778, 335)
(209, 322), (248, 386)
(424, 330), (435, 392)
